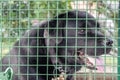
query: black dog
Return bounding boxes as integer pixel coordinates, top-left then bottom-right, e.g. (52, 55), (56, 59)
(1, 10), (113, 80)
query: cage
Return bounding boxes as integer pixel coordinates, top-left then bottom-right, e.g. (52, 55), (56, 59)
(0, 0), (119, 80)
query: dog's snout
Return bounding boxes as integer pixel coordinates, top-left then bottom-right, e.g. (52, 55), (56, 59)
(106, 39), (113, 46)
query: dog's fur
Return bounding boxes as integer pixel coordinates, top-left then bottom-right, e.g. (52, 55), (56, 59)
(1, 10), (113, 80)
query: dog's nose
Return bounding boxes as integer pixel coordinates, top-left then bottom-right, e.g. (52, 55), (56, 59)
(106, 39), (113, 46)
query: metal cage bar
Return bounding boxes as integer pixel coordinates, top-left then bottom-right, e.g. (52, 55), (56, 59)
(118, 1), (120, 80)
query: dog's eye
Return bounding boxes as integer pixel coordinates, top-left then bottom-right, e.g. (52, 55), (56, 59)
(78, 29), (85, 35)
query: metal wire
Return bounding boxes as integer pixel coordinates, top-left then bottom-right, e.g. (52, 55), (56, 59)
(0, 0), (118, 80)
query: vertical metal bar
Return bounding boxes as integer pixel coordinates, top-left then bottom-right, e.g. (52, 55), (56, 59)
(0, 0), (2, 71)
(118, 1), (120, 80)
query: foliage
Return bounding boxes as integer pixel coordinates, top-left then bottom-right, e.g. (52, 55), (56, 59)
(0, 1), (72, 42)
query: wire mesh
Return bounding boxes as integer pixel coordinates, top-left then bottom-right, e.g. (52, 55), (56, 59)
(0, 0), (118, 80)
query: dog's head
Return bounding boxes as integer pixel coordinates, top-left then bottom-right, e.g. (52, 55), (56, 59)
(44, 11), (113, 71)
(45, 10), (113, 57)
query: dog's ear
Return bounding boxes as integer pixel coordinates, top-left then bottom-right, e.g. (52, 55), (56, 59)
(43, 19), (64, 65)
